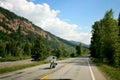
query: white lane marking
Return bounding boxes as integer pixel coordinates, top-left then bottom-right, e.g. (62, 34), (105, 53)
(87, 59), (95, 80)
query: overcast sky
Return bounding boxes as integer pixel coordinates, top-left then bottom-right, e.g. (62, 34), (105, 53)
(0, 0), (120, 44)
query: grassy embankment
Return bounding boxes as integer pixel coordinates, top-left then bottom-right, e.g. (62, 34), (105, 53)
(92, 58), (120, 80)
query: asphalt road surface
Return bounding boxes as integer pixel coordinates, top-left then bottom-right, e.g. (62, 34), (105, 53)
(0, 57), (106, 80)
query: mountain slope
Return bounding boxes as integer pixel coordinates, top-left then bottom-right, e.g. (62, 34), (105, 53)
(0, 7), (75, 60)
(69, 41), (89, 48)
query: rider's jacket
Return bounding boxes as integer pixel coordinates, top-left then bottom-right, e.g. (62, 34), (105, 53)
(51, 57), (56, 63)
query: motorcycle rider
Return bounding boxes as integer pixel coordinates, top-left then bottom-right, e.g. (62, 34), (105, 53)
(50, 56), (57, 68)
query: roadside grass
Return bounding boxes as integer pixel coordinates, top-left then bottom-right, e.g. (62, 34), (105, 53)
(0, 60), (49, 74)
(0, 56), (31, 62)
(99, 64), (120, 80)
(92, 58), (120, 80)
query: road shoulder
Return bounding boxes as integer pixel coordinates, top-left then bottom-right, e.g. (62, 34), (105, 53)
(90, 60), (107, 80)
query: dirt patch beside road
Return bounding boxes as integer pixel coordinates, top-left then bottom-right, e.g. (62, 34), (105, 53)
(0, 59), (33, 69)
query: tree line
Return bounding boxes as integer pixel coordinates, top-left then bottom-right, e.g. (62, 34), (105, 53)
(0, 29), (76, 61)
(0, 30), (87, 61)
(0, 35), (75, 61)
(90, 9), (120, 67)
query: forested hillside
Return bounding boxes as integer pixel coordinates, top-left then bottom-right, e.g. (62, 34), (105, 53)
(0, 7), (76, 61)
(90, 9), (120, 67)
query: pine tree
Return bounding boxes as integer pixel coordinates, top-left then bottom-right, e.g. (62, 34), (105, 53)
(0, 40), (6, 57)
(117, 13), (120, 66)
(76, 43), (82, 56)
(102, 9), (119, 65)
(118, 13), (120, 36)
(31, 36), (47, 61)
(90, 13), (103, 58)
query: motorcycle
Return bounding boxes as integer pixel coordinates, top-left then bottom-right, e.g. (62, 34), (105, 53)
(50, 62), (57, 69)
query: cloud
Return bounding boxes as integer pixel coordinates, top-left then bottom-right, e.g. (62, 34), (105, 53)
(0, 0), (91, 44)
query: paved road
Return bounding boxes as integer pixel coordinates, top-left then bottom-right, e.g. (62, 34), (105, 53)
(0, 57), (106, 80)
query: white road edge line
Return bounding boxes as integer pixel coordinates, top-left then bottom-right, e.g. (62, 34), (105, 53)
(87, 59), (95, 80)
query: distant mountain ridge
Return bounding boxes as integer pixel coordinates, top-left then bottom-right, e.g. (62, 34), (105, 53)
(0, 6), (88, 47)
(69, 41), (89, 48)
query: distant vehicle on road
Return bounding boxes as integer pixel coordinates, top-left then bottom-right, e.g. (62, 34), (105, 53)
(50, 56), (57, 69)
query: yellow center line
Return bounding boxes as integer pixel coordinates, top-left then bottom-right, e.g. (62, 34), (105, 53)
(40, 63), (70, 80)
(39, 74), (50, 80)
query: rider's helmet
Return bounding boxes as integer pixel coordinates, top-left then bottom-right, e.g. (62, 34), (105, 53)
(52, 56), (55, 59)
